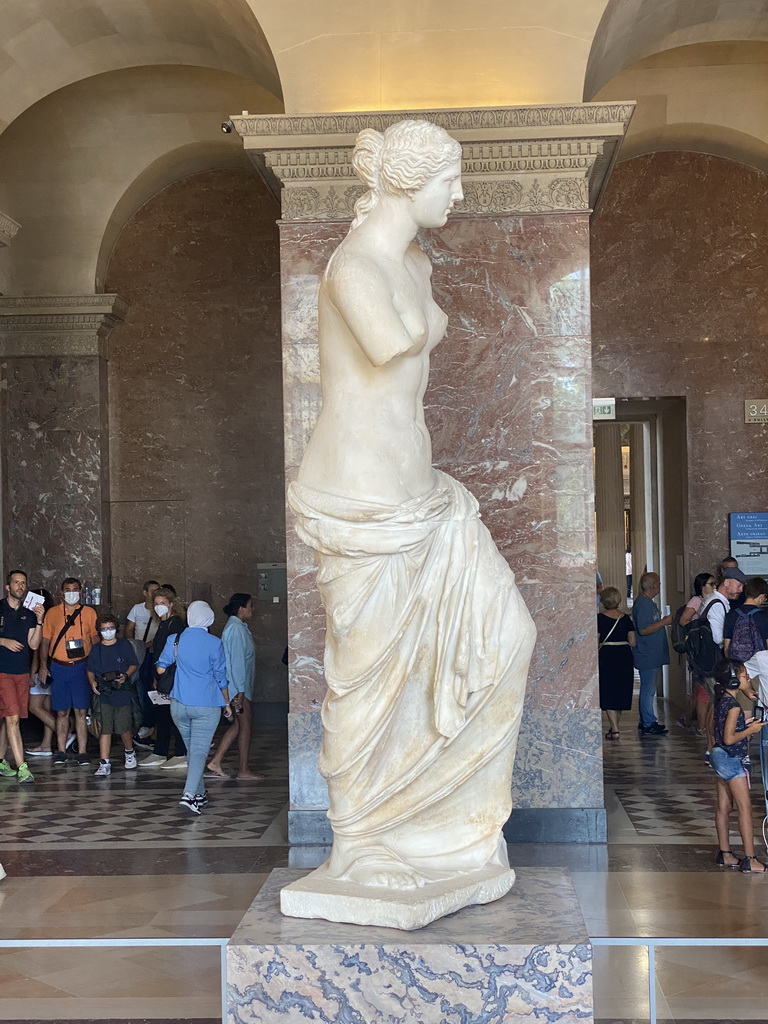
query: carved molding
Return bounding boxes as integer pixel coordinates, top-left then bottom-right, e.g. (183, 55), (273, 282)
(0, 210), (20, 247)
(0, 294), (128, 359)
(231, 103), (635, 139)
(233, 104), (633, 220)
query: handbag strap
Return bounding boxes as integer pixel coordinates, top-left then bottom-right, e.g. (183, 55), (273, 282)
(49, 605), (84, 661)
(598, 615), (622, 650)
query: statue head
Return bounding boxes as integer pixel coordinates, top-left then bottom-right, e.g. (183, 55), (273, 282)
(351, 120), (463, 227)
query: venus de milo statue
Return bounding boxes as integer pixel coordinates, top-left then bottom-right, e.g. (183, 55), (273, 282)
(282, 119), (536, 930)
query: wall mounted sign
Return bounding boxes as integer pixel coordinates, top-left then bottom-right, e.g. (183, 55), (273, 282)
(592, 397), (616, 420)
(730, 513), (768, 576)
(744, 400), (768, 423)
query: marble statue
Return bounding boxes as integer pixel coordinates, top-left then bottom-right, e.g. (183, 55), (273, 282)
(282, 119), (536, 930)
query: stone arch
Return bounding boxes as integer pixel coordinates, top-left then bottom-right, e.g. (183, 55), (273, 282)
(617, 122), (768, 174)
(0, 64), (281, 295)
(584, 0), (768, 99)
(95, 140), (252, 293)
(0, 0), (281, 134)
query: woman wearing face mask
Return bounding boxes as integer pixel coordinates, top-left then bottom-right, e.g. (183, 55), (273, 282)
(86, 614), (138, 776)
(156, 600), (233, 813)
(138, 587), (187, 769)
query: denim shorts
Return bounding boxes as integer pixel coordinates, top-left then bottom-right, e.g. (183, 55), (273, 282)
(711, 745), (746, 782)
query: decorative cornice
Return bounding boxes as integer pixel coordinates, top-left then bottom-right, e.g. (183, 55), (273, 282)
(231, 104), (633, 221)
(0, 294), (128, 359)
(230, 103), (635, 139)
(0, 210), (20, 247)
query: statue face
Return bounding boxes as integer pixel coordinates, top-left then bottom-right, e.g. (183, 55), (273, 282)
(409, 158), (463, 228)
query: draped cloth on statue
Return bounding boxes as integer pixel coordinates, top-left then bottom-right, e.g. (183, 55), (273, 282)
(288, 470), (536, 886)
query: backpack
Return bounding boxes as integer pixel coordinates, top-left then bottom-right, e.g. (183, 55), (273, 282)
(671, 604), (689, 654)
(684, 600), (721, 676)
(728, 606), (764, 662)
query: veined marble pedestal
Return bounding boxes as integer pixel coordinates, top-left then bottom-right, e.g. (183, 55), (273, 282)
(227, 867), (592, 1023)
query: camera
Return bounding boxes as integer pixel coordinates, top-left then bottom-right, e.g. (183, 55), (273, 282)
(754, 705), (765, 723)
(65, 637), (85, 658)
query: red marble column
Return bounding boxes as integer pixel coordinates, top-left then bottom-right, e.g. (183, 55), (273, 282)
(235, 105), (633, 844)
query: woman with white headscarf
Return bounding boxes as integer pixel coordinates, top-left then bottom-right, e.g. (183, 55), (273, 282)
(156, 600), (232, 813)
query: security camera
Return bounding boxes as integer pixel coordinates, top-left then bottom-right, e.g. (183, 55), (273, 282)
(221, 121), (234, 134)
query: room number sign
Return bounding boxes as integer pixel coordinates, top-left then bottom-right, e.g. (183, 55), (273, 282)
(745, 400), (768, 423)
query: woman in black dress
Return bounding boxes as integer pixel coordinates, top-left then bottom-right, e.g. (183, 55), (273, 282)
(598, 586), (636, 739)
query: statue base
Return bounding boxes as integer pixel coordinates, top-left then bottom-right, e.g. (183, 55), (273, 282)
(227, 868), (593, 1024)
(280, 864), (516, 930)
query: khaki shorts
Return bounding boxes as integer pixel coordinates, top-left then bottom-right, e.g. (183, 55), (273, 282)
(99, 702), (133, 736)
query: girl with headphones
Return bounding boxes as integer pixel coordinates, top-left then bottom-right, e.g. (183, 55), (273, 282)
(711, 659), (768, 871)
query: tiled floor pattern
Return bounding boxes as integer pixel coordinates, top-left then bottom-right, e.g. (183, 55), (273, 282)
(2, 711), (768, 1019)
(0, 726), (289, 849)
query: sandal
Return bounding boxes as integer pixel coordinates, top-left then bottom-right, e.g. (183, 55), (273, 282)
(715, 849), (740, 868)
(604, 730), (620, 740)
(741, 856), (768, 873)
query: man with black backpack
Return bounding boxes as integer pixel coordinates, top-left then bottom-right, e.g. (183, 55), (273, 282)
(39, 577), (99, 766)
(723, 577), (768, 662)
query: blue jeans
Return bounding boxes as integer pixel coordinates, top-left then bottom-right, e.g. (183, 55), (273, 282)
(170, 700), (221, 797)
(638, 667), (660, 728)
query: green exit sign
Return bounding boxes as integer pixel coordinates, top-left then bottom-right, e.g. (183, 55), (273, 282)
(592, 398), (616, 420)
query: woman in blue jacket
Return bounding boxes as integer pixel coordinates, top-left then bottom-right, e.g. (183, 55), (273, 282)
(157, 600), (232, 813)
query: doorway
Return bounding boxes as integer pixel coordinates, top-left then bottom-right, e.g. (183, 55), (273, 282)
(594, 397), (688, 710)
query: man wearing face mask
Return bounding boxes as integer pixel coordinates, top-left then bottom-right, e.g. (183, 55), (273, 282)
(86, 613), (138, 776)
(40, 577), (99, 765)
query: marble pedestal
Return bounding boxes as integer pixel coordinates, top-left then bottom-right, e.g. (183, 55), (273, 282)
(227, 867), (592, 1024)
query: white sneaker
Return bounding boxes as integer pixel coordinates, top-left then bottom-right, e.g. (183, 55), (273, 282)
(161, 756), (188, 770)
(137, 727), (152, 739)
(138, 753), (167, 767)
(124, 750), (137, 770)
(179, 793), (201, 814)
(0, 862), (6, 881)
(94, 760), (111, 777)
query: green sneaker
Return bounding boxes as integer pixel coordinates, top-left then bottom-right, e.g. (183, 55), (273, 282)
(0, 759), (16, 777)
(16, 762), (34, 784)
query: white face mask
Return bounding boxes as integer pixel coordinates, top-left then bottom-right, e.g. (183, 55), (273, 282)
(154, 603), (169, 617)
(100, 628), (117, 640)
(64, 591), (80, 605)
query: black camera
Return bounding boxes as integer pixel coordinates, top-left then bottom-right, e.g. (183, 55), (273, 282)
(65, 638), (85, 658)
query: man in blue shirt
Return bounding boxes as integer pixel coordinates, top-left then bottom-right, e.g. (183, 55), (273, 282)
(632, 571), (672, 735)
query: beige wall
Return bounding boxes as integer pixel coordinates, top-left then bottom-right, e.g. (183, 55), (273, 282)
(0, 65), (282, 295)
(594, 41), (768, 171)
(585, 0), (768, 99)
(246, 0), (609, 112)
(0, 0), (280, 133)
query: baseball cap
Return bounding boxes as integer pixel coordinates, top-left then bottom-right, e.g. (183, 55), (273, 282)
(723, 568), (748, 583)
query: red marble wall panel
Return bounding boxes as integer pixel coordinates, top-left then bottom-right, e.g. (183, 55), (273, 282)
(106, 169), (287, 698)
(282, 214), (597, 715)
(591, 151), (768, 575)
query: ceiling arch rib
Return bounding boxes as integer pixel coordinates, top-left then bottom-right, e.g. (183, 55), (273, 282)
(0, 64), (281, 296)
(617, 122), (768, 173)
(585, 0), (768, 99)
(0, 0), (281, 134)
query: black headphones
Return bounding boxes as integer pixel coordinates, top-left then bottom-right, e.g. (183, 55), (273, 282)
(724, 664), (742, 689)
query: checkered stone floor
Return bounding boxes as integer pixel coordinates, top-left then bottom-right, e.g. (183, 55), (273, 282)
(603, 712), (768, 839)
(0, 725), (289, 848)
